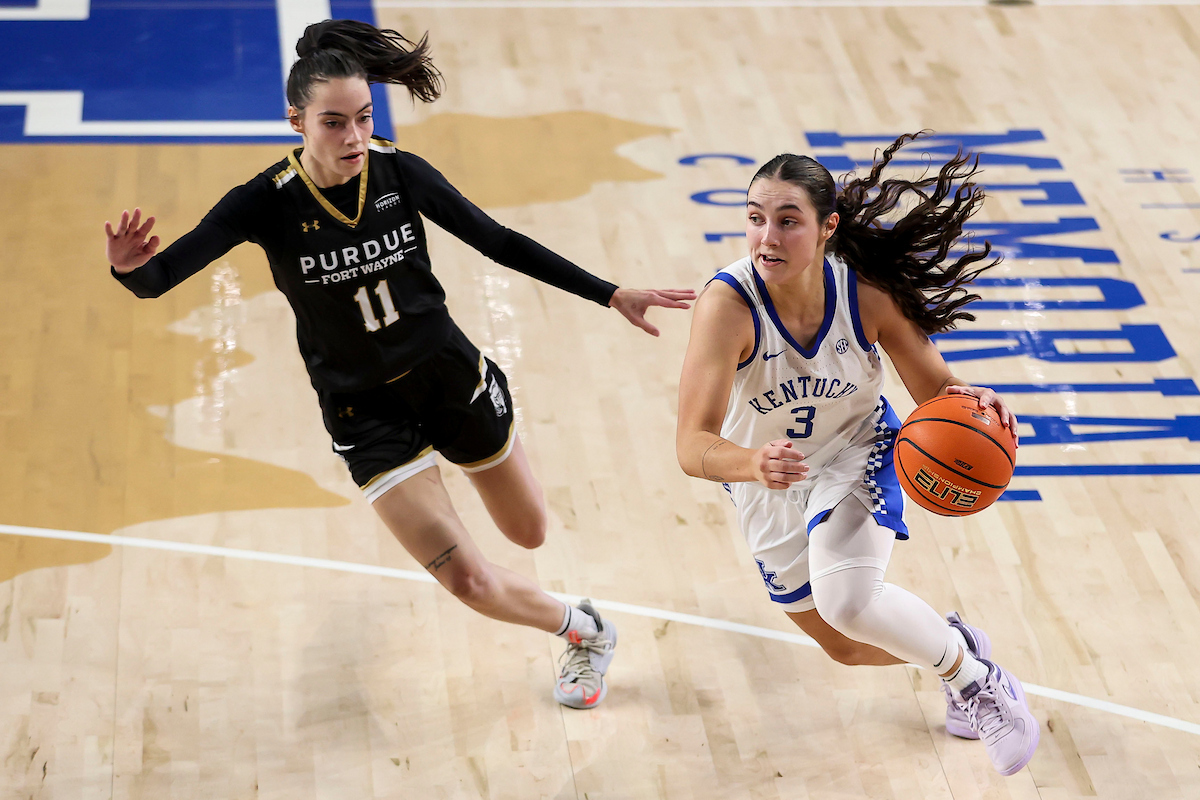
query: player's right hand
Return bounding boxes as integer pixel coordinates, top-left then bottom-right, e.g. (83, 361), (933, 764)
(750, 439), (808, 490)
(105, 208), (160, 273)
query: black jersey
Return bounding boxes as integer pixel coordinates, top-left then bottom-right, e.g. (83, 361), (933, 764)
(113, 137), (617, 392)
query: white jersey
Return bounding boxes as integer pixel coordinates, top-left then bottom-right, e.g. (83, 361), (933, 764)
(717, 254), (884, 473)
(712, 255), (908, 610)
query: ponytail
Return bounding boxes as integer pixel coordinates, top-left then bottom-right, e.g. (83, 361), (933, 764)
(286, 19), (443, 110)
(751, 132), (1001, 334)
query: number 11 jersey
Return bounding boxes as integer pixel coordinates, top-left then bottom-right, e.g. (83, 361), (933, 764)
(113, 137), (615, 392)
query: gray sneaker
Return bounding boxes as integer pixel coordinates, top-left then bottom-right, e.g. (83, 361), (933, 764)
(943, 612), (992, 739)
(553, 600), (618, 709)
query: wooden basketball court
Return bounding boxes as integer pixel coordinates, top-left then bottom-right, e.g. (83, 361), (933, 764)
(2, 1), (1200, 797)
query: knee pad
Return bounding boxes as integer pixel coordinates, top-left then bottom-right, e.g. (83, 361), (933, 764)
(811, 563), (885, 635)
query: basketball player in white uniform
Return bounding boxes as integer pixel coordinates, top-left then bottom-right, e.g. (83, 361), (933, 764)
(676, 137), (1040, 776)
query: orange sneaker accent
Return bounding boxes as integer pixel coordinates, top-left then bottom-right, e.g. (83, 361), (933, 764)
(583, 686), (602, 706)
(568, 630), (583, 644)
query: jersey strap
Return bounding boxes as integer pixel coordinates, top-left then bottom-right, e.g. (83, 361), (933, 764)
(708, 272), (761, 369)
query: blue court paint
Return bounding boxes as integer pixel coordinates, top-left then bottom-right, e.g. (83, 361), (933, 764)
(0, 0), (393, 142)
(1015, 465), (1200, 477)
(982, 181), (1085, 206)
(934, 325), (1176, 364)
(691, 188), (748, 206)
(679, 153), (756, 166)
(998, 490), (1041, 502)
(986, 378), (1199, 397)
(970, 277), (1144, 311)
(1120, 169), (1192, 183)
(805, 129), (1063, 172)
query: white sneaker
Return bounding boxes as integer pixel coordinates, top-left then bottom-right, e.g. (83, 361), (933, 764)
(960, 660), (1040, 776)
(553, 599), (617, 709)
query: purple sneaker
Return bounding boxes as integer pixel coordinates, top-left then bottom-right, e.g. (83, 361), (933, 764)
(943, 612), (992, 739)
(959, 660), (1040, 776)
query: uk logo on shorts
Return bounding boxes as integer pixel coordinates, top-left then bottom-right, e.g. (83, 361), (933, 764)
(756, 559), (785, 591)
(488, 376), (507, 417)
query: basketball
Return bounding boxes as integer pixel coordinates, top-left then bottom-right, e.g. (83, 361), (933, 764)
(894, 394), (1017, 516)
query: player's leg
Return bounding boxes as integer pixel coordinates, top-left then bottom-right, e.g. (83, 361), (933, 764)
(425, 343), (618, 708)
(731, 483), (901, 665)
(786, 607), (905, 666)
(808, 497), (956, 669)
(463, 434), (547, 550)
(372, 459), (562, 629)
(808, 496), (1038, 774)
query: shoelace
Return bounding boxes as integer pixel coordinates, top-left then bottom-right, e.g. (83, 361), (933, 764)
(558, 637), (609, 682)
(966, 687), (1008, 739)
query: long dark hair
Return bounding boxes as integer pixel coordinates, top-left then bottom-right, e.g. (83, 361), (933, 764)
(286, 19), (443, 111)
(751, 131), (999, 334)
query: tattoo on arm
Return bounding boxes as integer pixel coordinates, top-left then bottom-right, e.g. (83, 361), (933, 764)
(426, 545), (458, 571)
(701, 440), (728, 482)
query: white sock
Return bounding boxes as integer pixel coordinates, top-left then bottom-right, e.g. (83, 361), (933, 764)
(950, 625), (969, 654)
(554, 603), (599, 641)
(941, 645), (990, 694)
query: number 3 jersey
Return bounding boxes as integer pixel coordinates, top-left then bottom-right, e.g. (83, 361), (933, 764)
(113, 137), (616, 393)
(714, 254), (907, 538)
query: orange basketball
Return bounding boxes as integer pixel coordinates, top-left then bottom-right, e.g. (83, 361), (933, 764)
(894, 394), (1017, 517)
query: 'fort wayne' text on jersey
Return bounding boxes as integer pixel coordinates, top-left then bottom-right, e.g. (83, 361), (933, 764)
(112, 137), (616, 392)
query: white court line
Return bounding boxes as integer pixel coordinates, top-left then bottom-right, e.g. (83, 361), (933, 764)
(0, 0), (88, 21)
(3, 521), (1199, 738)
(375, 0), (1200, 7)
(0, 0), (331, 137)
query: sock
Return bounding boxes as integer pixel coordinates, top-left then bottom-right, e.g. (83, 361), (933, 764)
(554, 602), (599, 641)
(940, 645), (990, 694)
(950, 625), (969, 654)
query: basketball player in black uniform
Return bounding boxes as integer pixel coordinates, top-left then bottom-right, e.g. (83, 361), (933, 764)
(104, 19), (694, 709)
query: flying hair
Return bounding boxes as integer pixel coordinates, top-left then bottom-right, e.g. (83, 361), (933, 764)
(751, 131), (1001, 334)
(286, 19), (443, 111)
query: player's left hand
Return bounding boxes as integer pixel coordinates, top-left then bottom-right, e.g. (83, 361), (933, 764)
(609, 288), (696, 336)
(946, 384), (1019, 446)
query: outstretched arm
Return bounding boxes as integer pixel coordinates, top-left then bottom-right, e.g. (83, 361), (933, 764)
(862, 281), (1019, 440)
(608, 288), (695, 336)
(676, 281), (810, 488)
(104, 184), (258, 298)
(403, 153), (695, 332)
(106, 208), (160, 273)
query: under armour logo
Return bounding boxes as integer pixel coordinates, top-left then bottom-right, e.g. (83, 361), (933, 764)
(755, 559), (785, 591)
(337, 406), (354, 418)
(301, 220), (320, 233)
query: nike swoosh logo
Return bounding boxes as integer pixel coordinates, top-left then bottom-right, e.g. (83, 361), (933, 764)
(763, 350), (787, 361)
(332, 442), (355, 452)
(1003, 679), (1018, 701)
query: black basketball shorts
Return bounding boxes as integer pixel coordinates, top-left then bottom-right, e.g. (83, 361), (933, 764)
(317, 325), (516, 503)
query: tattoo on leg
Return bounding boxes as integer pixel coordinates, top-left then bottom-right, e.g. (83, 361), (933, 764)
(426, 545), (457, 571)
(701, 439), (728, 481)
